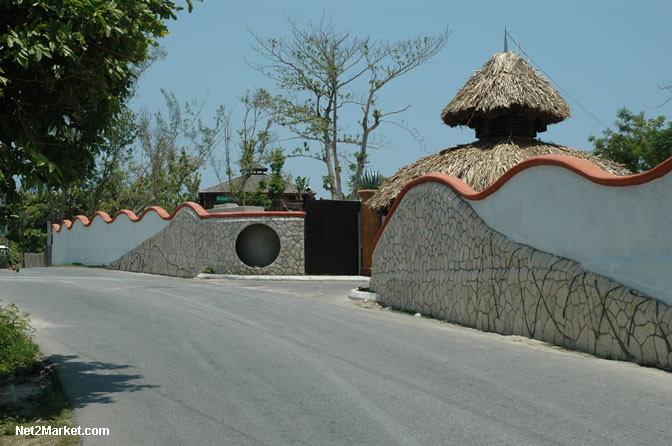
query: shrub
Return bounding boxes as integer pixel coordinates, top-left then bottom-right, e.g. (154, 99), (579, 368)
(0, 303), (39, 380)
(23, 228), (47, 253)
(0, 241), (22, 271)
(359, 170), (384, 190)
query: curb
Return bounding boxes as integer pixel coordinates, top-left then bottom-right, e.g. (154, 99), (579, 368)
(196, 273), (370, 282)
(347, 288), (381, 302)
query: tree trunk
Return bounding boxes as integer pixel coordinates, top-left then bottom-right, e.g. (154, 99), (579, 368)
(58, 186), (68, 223)
(350, 89), (378, 200)
(46, 184), (56, 224)
(321, 98), (337, 199)
(350, 124), (369, 200)
(240, 173), (251, 206)
(331, 89), (343, 200)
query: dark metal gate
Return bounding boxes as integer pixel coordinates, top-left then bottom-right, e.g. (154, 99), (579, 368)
(304, 199), (361, 275)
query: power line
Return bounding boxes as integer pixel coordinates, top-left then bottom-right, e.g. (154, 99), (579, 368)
(505, 30), (610, 130)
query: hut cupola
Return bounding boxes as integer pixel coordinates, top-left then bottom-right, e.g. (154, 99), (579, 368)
(245, 164), (268, 176)
(366, 47), (629, 215)
(440, 52), (570, 139)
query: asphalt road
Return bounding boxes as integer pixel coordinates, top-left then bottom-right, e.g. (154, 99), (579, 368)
(1, 267), (671, 445)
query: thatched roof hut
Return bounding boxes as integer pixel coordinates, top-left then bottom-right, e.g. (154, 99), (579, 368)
(441, 52), (570, 133)
(367, 52), (630, 213)
(367, 139), (631, 212)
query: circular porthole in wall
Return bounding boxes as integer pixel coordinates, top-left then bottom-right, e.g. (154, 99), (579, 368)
(235, 224), (281, 268)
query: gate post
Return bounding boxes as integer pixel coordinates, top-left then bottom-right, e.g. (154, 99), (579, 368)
(358, 190), (382, 277)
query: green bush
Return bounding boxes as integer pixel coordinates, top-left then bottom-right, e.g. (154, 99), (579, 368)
(22, 228), (47, 253)
(0, 303), (39, 380)
(359, 170), (384, 190)
(0, 241), (22, 271)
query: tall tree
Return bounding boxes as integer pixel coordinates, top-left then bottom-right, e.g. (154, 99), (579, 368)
(124, 91), (228, 213)
(349, 32), (450, 199)
(589, 108), (672, 173)
(245, 148), (288, 210)
(0, 0), (197, 198)
(210, 90), (282, 206)
(250, 19), (449, 199)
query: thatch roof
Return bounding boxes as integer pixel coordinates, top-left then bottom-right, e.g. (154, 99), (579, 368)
(441, 52), (571, 128)
(367, 138), (631, 213)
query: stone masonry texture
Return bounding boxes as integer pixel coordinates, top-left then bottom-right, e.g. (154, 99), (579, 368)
(109, 207), (304, 277)
(371, 182), (672, 371)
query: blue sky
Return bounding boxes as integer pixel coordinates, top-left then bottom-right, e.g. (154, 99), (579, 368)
(132, 0), (672, 198)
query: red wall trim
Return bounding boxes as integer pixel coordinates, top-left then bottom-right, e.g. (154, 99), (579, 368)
(52, 201), (306, 232)
(371, 154), (672, 254)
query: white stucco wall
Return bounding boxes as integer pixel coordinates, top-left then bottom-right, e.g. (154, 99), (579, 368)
(52, 211), (170, 266)
(465, 166), (672, 304)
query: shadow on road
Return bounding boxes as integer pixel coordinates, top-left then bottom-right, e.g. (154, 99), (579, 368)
(47, 354), (159, 408)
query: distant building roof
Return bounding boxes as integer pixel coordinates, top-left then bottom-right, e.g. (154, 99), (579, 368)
(199, 174), (300, 195)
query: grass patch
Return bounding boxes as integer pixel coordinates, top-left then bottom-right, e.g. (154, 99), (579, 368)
(1, 302), (79, 445)
(0, 304), (39, 380)
(0, 366), (78, 446)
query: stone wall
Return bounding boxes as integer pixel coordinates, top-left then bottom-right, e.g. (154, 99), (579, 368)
(371, 182), (672, 371)
(465, 157), (672, 304)
(109, 206), (304, 277)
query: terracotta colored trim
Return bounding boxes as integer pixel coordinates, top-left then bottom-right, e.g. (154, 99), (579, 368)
(371, 155), (672, 254)
(52, 201), (306, 232)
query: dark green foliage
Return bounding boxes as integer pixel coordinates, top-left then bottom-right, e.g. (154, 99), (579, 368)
(265, 149), (288, 203)
(247, 149), (288, 210)
(294, 176), (310, 198)
(1, 189), (49, 253)
(0, 0), (197, 195)
(0, 242), (22, 270)
(589, 108), (672, 173)
(21, 229), (46, 254)
(0, 303), (39, 380)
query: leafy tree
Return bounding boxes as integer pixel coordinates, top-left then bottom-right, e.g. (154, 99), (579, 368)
(265, 149), (289, 206)
(210, 90), (286, 206)
(82, 106), (138, 215)
(293, 176), (310, 199)
(0, 0), (197, 198)
(348, 32), (449, 199)
(2, 90), (227, 232)
(244, 148), (287, 210)
(44, 105), (138, 223)
(2, 188), (50, 253)
(250, 19), (449, 200)
(235, 90), (276, 206)
(589, 108), (672, 173)
(122, 91), (227, 213)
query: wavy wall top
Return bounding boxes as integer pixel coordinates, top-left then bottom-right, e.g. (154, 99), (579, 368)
(373, 155), (672, 303)
(52, 201), (306, 266)
(52, 201), (305, 232)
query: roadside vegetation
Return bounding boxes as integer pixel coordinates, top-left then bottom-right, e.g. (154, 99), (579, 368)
(0, 303), (37, 378)
(0, 302), (78, 445)
(0, 244), (22, 272)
